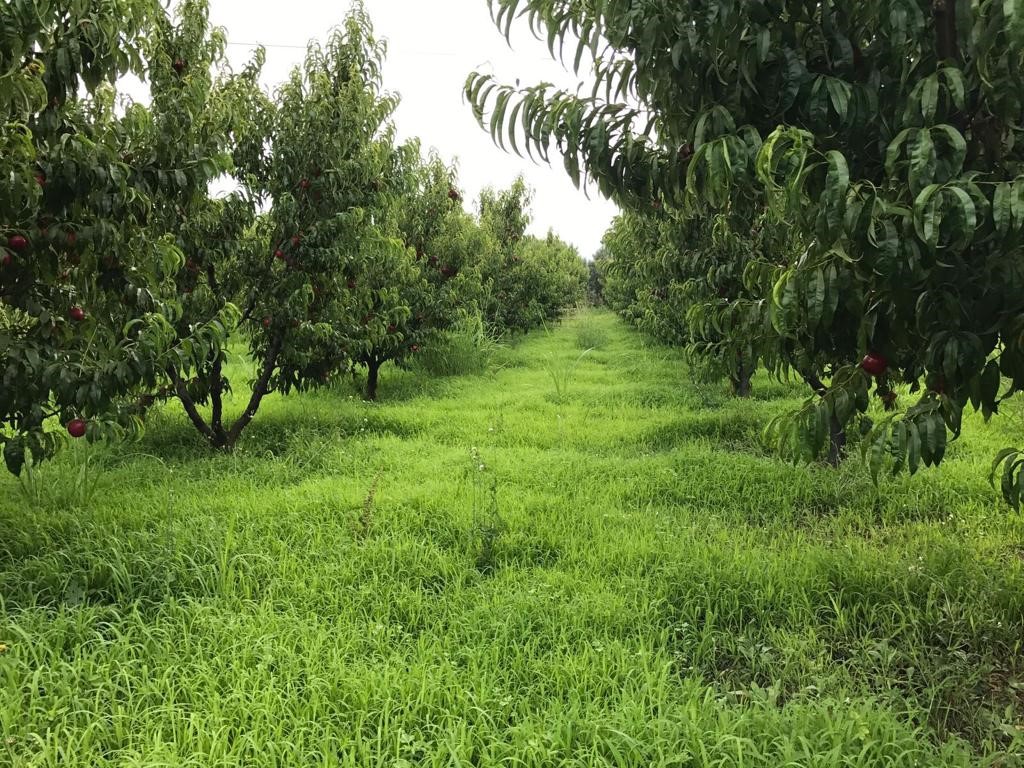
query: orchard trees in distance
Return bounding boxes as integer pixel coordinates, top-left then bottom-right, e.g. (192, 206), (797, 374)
(350, 147), (484, 400)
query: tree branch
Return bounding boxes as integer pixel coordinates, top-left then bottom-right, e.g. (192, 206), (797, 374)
(933, 0), (960, 63)
(168, 366), (216, 443)
(224, 332), (284, 447)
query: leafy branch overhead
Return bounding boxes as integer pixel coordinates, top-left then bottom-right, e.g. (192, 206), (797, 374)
(468, 0), (1024, 506)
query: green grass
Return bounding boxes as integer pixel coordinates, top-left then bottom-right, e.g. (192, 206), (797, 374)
(1, 308), (1022, 766)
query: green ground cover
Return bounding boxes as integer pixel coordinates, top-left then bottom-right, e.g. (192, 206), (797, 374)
(1, 309), (1022, 766)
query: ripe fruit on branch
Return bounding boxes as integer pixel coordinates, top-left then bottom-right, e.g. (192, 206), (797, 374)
(274, 249), (285, 260)
(290, 235), (301, 247)
(35, 173), (46, 186)
(8, 235), (28, 252)
(262, 316), (272, 329)
(66, 231), (77, 247)
(66, 419), (87, 438)
(299, 179), (311, 190)
(860, 352), (887, 377)
(448, 188), (461, 202)
(173, 58), (186, 74)
(1, 252), (10, 267)
(347, 278), (357, 289)
(69, 306), (86, 322)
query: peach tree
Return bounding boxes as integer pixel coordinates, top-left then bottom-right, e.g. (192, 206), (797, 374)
(165, 4), (404, 445)
(346, 147), (484, 400)
(477, 178), (586, 333)
(468, 0), (1024, 503)
(0, 0), (233, 474)
(601, 207), (788, 398)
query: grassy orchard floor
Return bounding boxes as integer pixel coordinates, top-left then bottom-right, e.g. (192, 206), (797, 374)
(1, 309), (1023, 766)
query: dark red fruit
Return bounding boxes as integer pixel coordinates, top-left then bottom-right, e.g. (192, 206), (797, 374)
(347, 278), (357, 289)
(67, 419), (87, 438)
(69, 306), (85, 322)
(35, 173), (46, 186)
(274, 249), (285, 260)
(262, 316), (272, 329)
(299, 179), (311, 190)
(291, 235), (301, 247)
(1, 252), (11, 267)
(173, 58), (186, 74)
(66, 231), (77, 247)
(8, 235), (28, 252)
(861, 353), (887, 377)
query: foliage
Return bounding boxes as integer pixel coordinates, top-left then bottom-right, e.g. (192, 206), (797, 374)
(347, 147), (485, 400)
(413, 314), (502, 377)
(574, 311), (609, 349)
(602, 206), (795, 398)
(478, 177), (587, 334)
(468, 0), (1024, 503)
(0, 0), (234, 474)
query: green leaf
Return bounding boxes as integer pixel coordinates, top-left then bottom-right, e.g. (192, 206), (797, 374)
(920, 75), (939, 122)
(908, 422), (922, 474)
(993, 182), (1013, 234)
(909, 129), (936, 194)
(913, 184), (942, 247)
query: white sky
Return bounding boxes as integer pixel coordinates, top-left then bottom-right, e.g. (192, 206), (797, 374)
(202, 0), (618, 258)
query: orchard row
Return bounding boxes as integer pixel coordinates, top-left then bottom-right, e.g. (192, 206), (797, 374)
(468, 0), (1024, 506)
(0, 0), (587, 474)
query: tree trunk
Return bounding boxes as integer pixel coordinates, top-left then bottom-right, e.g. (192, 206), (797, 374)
(730, 363), (752, 398)
(827, 413), (847, 468)
(170, 368), (217, 445)
(209, 357), (228, 446)
(365, 357), (380, 401)
(799, 369), (847, 467)
(223, 332), (284, 448)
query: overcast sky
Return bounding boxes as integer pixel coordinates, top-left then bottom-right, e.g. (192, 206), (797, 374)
(200, 0), (618, 258)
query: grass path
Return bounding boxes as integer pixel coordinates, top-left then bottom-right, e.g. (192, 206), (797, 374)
(1, 309), (1022, 766)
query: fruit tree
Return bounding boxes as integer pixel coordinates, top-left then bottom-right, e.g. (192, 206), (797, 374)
(0, 0), (233, 474)
(467, 0), (1024, 503)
